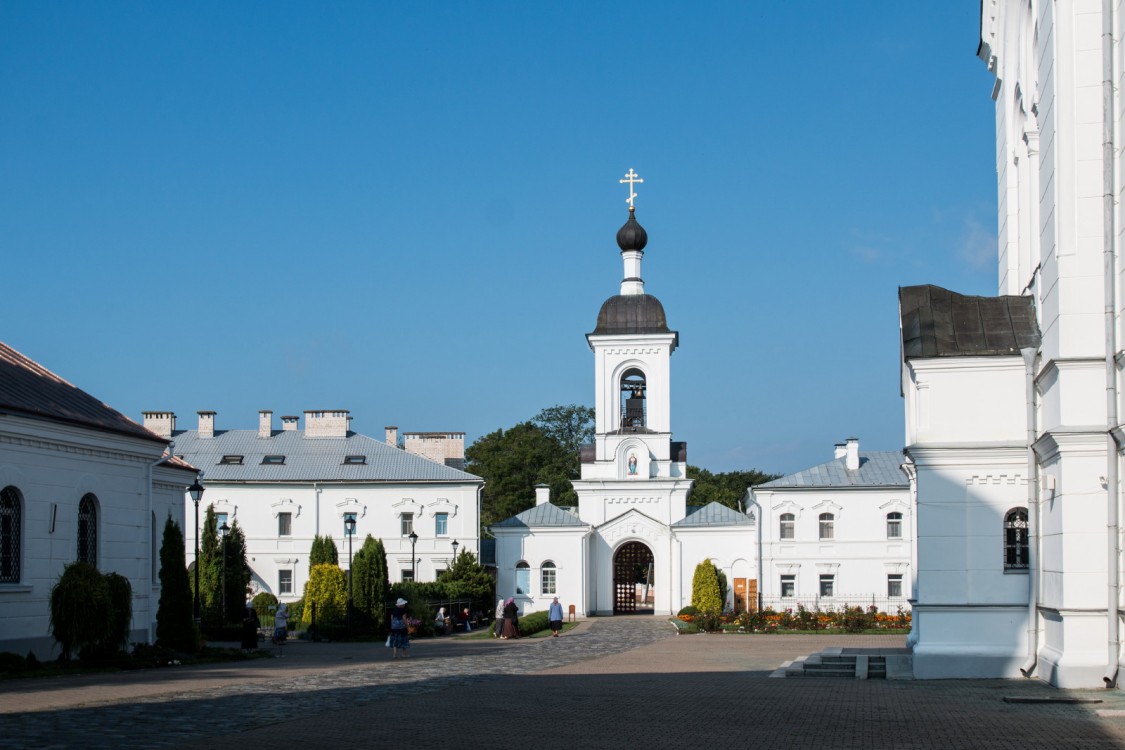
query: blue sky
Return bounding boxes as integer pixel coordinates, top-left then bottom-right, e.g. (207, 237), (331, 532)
(1, 2), (997, 476)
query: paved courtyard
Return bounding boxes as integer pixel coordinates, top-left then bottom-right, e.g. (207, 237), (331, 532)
(3, 618), (1125, 749)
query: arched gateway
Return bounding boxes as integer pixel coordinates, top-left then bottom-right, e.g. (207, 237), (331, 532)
(613, 541), (654, 614)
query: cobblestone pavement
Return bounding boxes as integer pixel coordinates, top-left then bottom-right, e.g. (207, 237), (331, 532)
(6, 619), (1125, 749)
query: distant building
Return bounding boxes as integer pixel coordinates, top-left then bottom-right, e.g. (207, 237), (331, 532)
(750, 440), (912, 613)
(148, 410), (482, 602)
(0, 342), (195, 659)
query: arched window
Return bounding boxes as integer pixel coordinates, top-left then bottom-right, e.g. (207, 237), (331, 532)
(78, 494), (98, 567)
(818, 512), (835, 540)
(515, 561), (531, 595)
(620, 369), (647, 430)
(0, 486), (21, 583)
(541, 561), (557, 595)
(1004, 508), (1029, 570)
(779, 513), (795, 540)
(886, 512), (903, 539)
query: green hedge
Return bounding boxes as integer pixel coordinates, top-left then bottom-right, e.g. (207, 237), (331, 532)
(517, 610), (549, 637)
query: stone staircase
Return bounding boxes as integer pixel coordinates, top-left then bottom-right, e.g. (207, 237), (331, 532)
(772, 647), (913, 680)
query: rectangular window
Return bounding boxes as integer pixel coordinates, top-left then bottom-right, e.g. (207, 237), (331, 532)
(780, 574), (795, 598)
(779, 515), (795, 540)
(887, 512), (903, 539)
(215, 512), (228, 532)
(219, 455), (243, 465)
(819, 574), (835, 597)
(343, 455), (366, 465)
(515, 563), (531, 595)
(401, 569), (415, 583)
(887, 574), (903, 598)
(278, 570), (293, 595)
(278, 512), (292, 537)
(819, 514), (835, 540)
(262, 455), (285, 465)
(542, 566), (557, 595)
(401, 513), (414, 536)
(344, 512), (357, 536)
(435, 512), (448, 536)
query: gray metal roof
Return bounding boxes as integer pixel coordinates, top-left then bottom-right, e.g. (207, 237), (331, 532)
(491, 503), (587, 529)
(899, 285), (1040, 359)
(0, 341), (164, 443)
(672, 502), (754, 527)
(759, 452), (908, 489)
(171, 429), (481, 483)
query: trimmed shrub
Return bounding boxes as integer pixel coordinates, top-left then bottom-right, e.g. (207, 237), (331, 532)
(690, 560), (722, 614)
(301, 564), (347, 628)
(677, 605), (699, 617)
(50, 562), (112, 660)
(251, 591), (278, 632)
(104, 572), (133, 651)
(516, 610), (550, 636)
(0, 652), (26, 675)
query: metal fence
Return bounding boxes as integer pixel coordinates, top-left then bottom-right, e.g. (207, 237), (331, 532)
(756, 594), (911, 614)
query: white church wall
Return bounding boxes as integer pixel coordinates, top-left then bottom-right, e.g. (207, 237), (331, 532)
(674, 528), (757, 612)
(493, 528), (588, 616)
(905, 358), (1027, 446)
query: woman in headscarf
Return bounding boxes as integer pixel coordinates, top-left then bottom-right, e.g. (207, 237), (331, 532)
(389, 597), (410, 658)
(493, 597), (505, 638)
(434, 607), (447, 635)
(500, 597), (520, 639)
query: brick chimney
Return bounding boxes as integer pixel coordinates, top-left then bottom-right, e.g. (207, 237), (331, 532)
(259, 410), (272, 438)
(535, 484), (550, 506)
(304, 410), (350, 438)
(282, 415), (300, 431)
(845, 437), (860, 471)
(197, 411), (216, 438)
(386, 426), (398, 446)
(142, 411), (176, 438)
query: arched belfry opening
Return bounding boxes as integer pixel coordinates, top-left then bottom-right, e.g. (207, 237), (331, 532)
(620, 369), (647, 430)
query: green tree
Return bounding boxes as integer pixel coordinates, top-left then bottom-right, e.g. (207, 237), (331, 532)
(302, 563), (348, 627)
(691, 559), (722, 614)
(687, 466), (781, 510)
(532, 404), (594, 457)
(104, 572), (133, 651)
(156, 517), (197, 652)
(221, 520), (252, 623)
(310, 534), (339, 570)
(437, 549), (494, 605)
(352, 535), (390, 632)
(199, 505), (221, 623)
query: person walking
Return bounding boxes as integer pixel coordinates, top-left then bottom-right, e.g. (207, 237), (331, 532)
(493, 597), (505, 638)
(500, 597), (520, 639)
(548, 596), (564, 637)
(241, 602), (261, 651)
(389, 597), (411, 658)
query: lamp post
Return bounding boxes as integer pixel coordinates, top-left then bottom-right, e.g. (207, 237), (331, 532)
(219, 521), (230, 624)
(187, 479), (205, 624)
(344, 515), (356, 635)
(451, 538), (459, 561)
(409, 530), (418, 581)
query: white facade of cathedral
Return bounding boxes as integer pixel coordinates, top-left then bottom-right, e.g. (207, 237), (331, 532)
(904, 0), (1125, 687)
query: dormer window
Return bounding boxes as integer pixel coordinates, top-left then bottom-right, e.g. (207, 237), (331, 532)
(219, 455), (244, 465)
(343, 455), (366, 465)
(262, 455), (285, 465)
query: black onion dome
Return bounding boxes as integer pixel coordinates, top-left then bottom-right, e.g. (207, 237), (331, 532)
(592, 294), (673, 335)
(616, 210), (648, 252)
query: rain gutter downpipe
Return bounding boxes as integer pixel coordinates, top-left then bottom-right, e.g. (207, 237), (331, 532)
(1104, 0), (1121, 689)
(1020, 349), (1040, 678)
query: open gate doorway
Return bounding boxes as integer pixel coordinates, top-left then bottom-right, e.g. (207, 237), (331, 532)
(613, 541), (655, 614)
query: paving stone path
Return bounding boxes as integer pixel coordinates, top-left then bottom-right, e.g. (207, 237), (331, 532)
(0, 617), (674, 749)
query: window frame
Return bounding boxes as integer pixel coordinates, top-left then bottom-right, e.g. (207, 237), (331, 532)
(515, 561), (531, 595)
(780, 574), (796, 598)
(0, 486), (22, 584)
(278, 569), (293, 595)
(818, 512), (835, 541)
(886, 511), (903, 539)
(78, 494), (98, 567)
(779, 513), (795, 540)
(400, 513), (414, 537)
(541, 561), (557, 595)
(1004, 507), (1030, 571)
(434, 512), (448, 537)
(887, 573), (903, 598)
(278, 512), (292, 537)
(819, 573), (835, 597)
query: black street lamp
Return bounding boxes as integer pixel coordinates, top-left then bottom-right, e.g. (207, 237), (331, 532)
(451, 539), (459, 562)
(187, 479), (205, 624)
(344, 515), (356, 634)
(409, 530), (418, 581)
(219, 521), (230, 624)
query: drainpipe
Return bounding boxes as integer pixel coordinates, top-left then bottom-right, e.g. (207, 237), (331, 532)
(1104, 0), (1121, 689)
(476, 483), (485, 559)
(1020, 348), (1040, 678)
(901, 456), (919, 650)
(747, 490), (764, 612)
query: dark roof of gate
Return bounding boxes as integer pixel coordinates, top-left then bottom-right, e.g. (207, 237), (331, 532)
(899, 285), (1040, 359)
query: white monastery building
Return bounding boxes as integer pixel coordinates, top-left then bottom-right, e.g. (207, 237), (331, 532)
(147, 411), (482, 602)
(902, 0), (1125, 688)
(492, 174), (914, 618)
(0, 342), (196, 659)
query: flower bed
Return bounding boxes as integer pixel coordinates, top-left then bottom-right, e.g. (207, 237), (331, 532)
(673, 604), (911, 634)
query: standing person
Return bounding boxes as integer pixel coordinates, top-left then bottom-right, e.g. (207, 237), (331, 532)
(460, 607), (472, 632)
(434, 607), (447, 635)
(500, 597), (520, 639)
(273, 601), (289, 656)
(242, 602), (261, 651)
(389, 597), (410, 658)
(548, 597), (564, 638)
(493, 597), (505, 638)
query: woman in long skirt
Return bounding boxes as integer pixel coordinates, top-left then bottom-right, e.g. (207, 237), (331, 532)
(493, 597), (505, 638)
(389, 597), (411, 658)
(500, 597), (520, 639)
